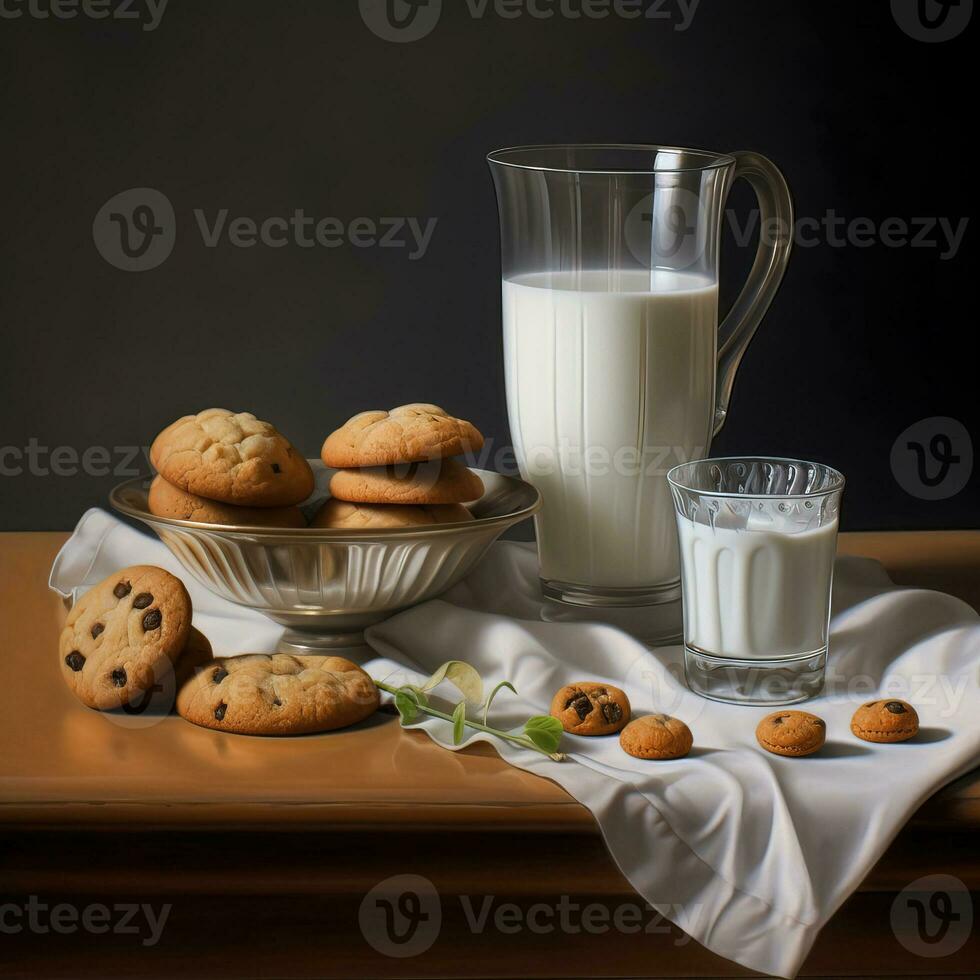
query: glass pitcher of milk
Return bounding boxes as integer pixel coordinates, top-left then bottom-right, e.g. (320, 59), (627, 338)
(488, 144), (793, 607)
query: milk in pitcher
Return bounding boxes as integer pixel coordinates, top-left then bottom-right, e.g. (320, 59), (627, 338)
(502, 269), (718, 590)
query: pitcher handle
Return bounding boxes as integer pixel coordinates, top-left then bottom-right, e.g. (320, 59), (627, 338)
(713, 151), (794, 435)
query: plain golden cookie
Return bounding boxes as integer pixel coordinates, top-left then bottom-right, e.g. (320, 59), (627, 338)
(329, 458), (484, 505)
(321, 404), (484, 468)
(620, 714), (693, 760)
(60, 565), (192, 711)
(755, 710), (826, 757)
(311, 499), (474, 529)
(151, 408), (314, 507)
(851, 699), (919, 743)
(176, 653), (380, 736)
(550, 682), (631, 736)
(148, 476), (307, 528)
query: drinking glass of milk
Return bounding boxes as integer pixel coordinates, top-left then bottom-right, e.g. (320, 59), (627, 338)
(668, 457), (845, 705)
(488, 145), (793, 610)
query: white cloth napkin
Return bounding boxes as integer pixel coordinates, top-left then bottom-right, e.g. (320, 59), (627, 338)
(50, 509), (980, 978)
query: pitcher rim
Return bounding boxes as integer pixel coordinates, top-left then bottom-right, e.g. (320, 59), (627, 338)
(487, 143), (735, 175)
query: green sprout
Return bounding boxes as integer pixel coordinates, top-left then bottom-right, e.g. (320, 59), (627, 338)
(373, 660), (564, 761)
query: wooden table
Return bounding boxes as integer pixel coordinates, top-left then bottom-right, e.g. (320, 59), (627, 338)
(1, 531), (977, 978)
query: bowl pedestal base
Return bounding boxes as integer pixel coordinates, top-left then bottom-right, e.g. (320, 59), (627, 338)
(276, 627), (368, 654)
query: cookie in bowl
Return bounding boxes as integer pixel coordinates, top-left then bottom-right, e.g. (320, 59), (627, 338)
(329, 457), (484, 506)
(151, 408), (314, 507)
(311, 499), (473, 529)
(148, 476), (307, 528)
(321, 404), (484, 468)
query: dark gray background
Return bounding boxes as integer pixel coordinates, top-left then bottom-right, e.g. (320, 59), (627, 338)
(1, 0), (975, 531)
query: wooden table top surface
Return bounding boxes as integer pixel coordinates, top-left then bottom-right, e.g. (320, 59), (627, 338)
(2, 529), (978, 832)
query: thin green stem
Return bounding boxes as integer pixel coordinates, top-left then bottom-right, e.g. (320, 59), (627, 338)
(374, 679), (564, 761)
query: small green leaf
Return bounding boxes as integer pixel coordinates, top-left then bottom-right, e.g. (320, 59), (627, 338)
(523, 715), (563, 754)
(524, 715), (562, 735)
(452, 701), (467, 745)
(422, 660), (484, 705)
(524, 727), (562, 754)
(481, 680), (518, 726)
(393, 689), (419, 724)
(402, 684), (429, 707)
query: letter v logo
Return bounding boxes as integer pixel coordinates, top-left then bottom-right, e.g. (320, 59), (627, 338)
(892, 0), (972, 41)
(360, 0), (442, 42)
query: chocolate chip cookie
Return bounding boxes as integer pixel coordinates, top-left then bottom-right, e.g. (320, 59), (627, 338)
(148, 476), (307, 528)
(620, 714), (693, 760)
(176, 653), (380, 736)
(321, 404), (484, 468)
(151, 408), (314, 507)
(329, 458), (484, 506)
(60, 565), (192, 711)
(755, 710), (826, 757)
(851, 699), (919, 743)
(550, 682), (631, 736)
(311, 499), (474, 529)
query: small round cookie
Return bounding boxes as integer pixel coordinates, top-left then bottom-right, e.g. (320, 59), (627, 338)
(321, 404), (484, 468)
(311, 499), (474, 529)
(60, 566), (192, 711)
(851, 699), (919, 743)
(329, 458), (484, 505)
(176, 653), (380, 736)
(550, 682), (631, 736)
(151, 408), (314, 507)
(148, 476), (307, 528)
(620, 714), (693, 760)
(756, 710), (826, 757)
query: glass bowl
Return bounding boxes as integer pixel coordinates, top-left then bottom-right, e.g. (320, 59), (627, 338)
(110, 463), (540, 651)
